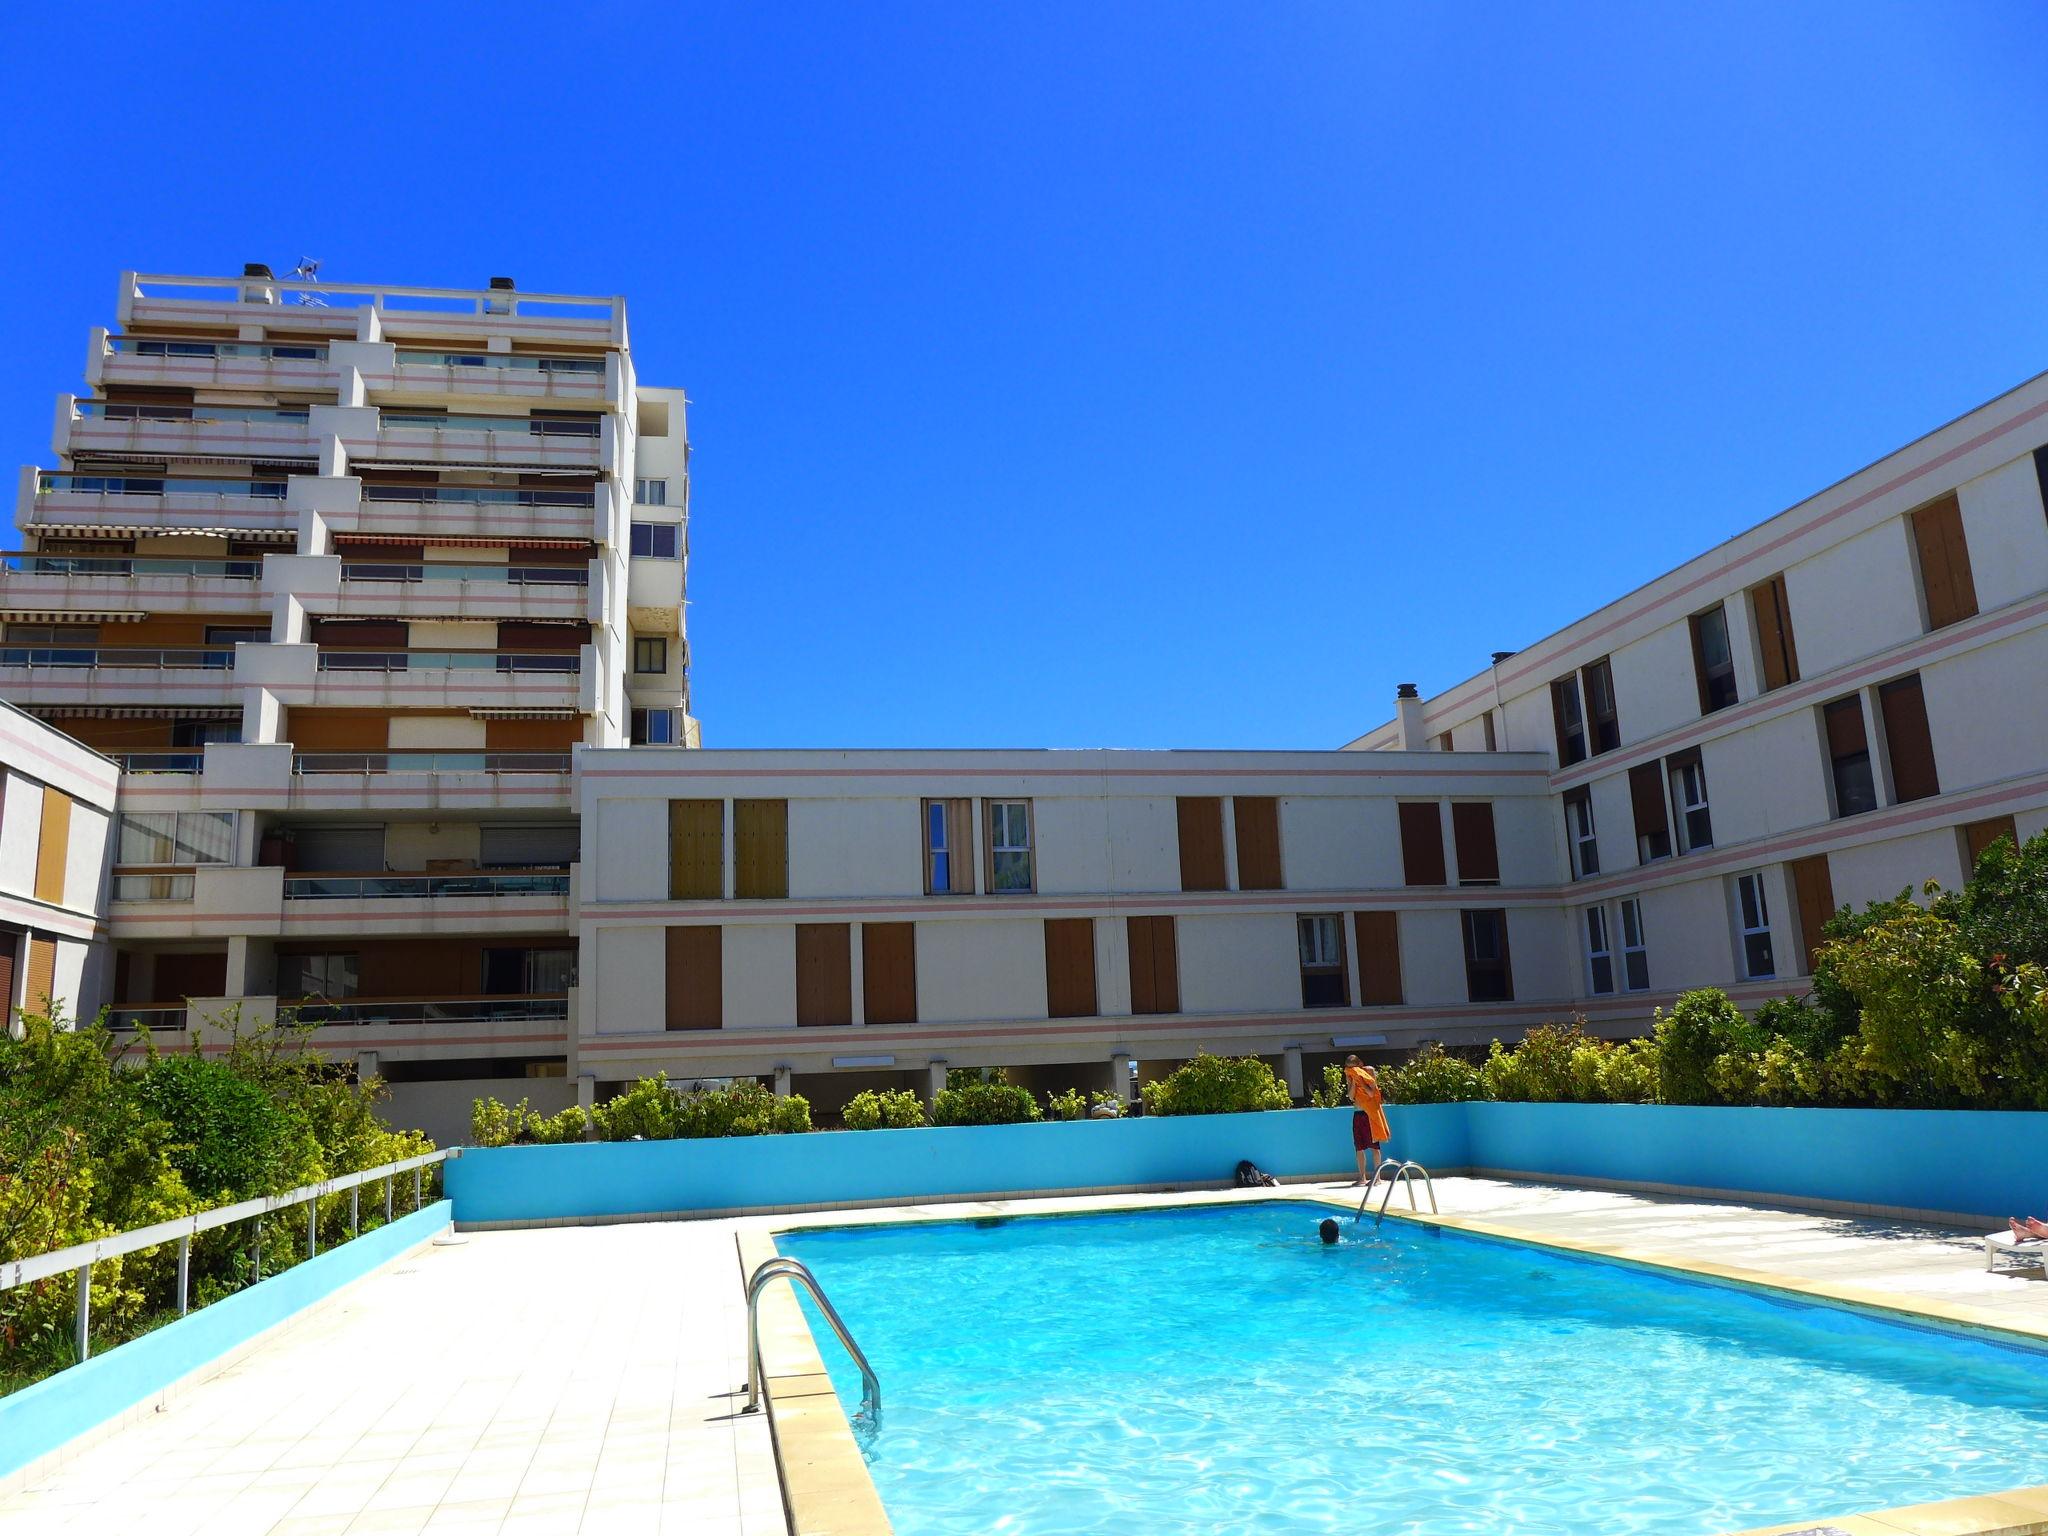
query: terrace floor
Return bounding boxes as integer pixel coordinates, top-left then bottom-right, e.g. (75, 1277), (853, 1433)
(1, 1177), (2043, 1535)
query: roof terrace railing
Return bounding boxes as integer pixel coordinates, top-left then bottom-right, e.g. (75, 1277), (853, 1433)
(339, 561), (589, 586)
(0, 554), (262, 579)
(38, 472), (290, 499)
(0, 1148), (454, 1364)
(394, 350), (604, 374)
(315, 649), (581, 673)
(293, 750), (572, 774)
(281, 871), (571, 900)
(107, 337), (330, 362)
(130, 273), (621, 326)
(0, 645), (237, 670)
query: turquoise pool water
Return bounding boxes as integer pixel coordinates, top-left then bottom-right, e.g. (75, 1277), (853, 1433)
(778, 1202), (2048, 1535)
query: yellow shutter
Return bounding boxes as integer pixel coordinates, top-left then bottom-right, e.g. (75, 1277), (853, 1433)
(35, 790), (72, 906)
(733, 799), (788, 899)
(668, 800), (724, 900)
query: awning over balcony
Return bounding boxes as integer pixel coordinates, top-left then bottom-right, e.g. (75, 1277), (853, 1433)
(0, 610), (148, 623)
(28, 704), (241, 720)
(26, 523), (297, 542)
(332, 534), (594, 550)
(467, 707), (578, 719)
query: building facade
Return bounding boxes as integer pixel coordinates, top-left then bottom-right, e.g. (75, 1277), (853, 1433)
(7, 268), (2047, 1141)
(0, 700), (117, 1025)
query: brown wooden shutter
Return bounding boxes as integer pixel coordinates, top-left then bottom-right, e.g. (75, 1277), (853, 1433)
(664, 925), (722, 1030)
(1397, 802), (1446, 886)
(285, 710), (393, 751)
(1963, 814), (2019, 868)
(1749, 574), (1800, 691)
(733, 799), (788, 898)
(1911, 494), (1978, 630)
(1450, 802), (1500, 885)
(1627, 765), (1669, 855)
(1175, 797), (1227, 892)
(1789, 855), (1836, 976)
(861, 922), (918, 1024)
(24, 937), (57, 1016)
(1125, 915), (1179, 1016)
(1353, 910), (1403, 1006)
(1824, 696), (1868, 761)
(35, 791), (71, 905)
(667, 800), (724, 900)
(1044, 918), (1098, 1018)
(795, 923), (852, 1026)
(1878, 675), (1939, 803)
(485, 716), (580, 752)
(0, 939), (13, 1021)
(1233, 796), (1284, 890)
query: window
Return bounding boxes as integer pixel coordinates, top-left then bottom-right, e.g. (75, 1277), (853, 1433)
(667, 800), (723, 900)
(1352, 910), (1403, 1005)
(634, 477), (668, 506)
(631, 708), (676, 745)
(985, 800), (1034, 892)
(862, 922), (918, 1024)
(1690, 604), (1738, 714)
(1461, 909), (1513, 1002)
(1563, 789), (1599, 879)
(664, 926), (722, 1030)
(629, 522), (679, 560)
(1450, 801), (1500, 886)
(1788, 855), (1835, 976)
(1582, 658), (1619, 754)
(1551, 676), (1587, 766)
(1619, 898), (1649, 992)
(633, 637), (667, 674)
(478, 824), (577, 869)
(171, 719), (240, 748)
(117, 811), (235, 866)
(923, 798), (973, 894)
(1667, 750), (1713, 853)
(1749, 574), (1800, 691)
(279, 952), (358, 1000)
(1877, 674), (1940, 803)
(1734, 872), (1775, 979)
(1823, 695), (1877, 817)
(1436, 731), (1454, 753)
(1585, 907), (1614, 995)
(1233, 796), (1284, 890)
(524, 949), (576, 994)
(1176, 797), (1227, 891)
(1045, 918), (1098, 1018)
(1127, 915), (1180, 1015)
(1909, 493), (1978, 632)
(733, 799), (788, 899)
(1629, 762), (1671, 862)
(1397, 801), (1446, 886)
(1297, 914), (1348, 1009)
(796, 924), (853, 1027)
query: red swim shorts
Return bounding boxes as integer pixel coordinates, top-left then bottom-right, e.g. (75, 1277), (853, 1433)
(1352, 1111), (1381, 1151)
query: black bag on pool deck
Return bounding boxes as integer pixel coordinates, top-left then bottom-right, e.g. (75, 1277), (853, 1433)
(1234, 1159), (1279, 1188)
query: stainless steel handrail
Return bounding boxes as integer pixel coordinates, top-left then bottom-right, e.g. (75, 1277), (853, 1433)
(1357, 1160), (1438, 1228)
(742, 1256), (880, 1423)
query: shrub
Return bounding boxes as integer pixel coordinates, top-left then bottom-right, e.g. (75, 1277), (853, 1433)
(592, 1074), (682, 1141)
(1378, 1045), (1485, 1104)
(1140, 1053), (1291, 1117)
(673, 1079), (811, 1138)
(843, 1088), (927, 1131)
(1045, 1087), (1088, 1121)
(130, 1051), (318, 1199)
(1089, 1090), (1125, 1117)
(1653, 989), (1762, 1106)
(528, 1106), (590, 1144)
(471, 1094), (528, 1148)
(931, 1079), (1042, 1126)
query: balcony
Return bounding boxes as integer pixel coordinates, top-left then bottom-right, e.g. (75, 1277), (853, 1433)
(279, 867), (575, 939)
(23, 470), (296, 542)
(309, 647), (587, 711)
(289, 750), (573, 811)
(0, 645), (240, 708)
(283, 871), (571, 900)
(106, 993), (571, 1061)
(344, 482), (601, 543)
(0, 552), (266, 618)
(346, 411), (606, 471)
(330, 558), (596, 624)
(57, 398), (317, 463)
(121, 273), (626, 348)
(89, 331), (333, 394)
(372, 350), (611, 405)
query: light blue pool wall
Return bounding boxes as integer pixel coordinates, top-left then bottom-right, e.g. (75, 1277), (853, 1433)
(0, 1200), (452, 1486)
(445, 1104), (2048, 1225)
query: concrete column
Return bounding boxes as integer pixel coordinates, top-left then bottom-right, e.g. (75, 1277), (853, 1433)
(1220, 799), (1240, 891)
(1282, 1045), (1305, 1102)
(224, 934), (275, 997)
(576, 1073), (596, 1112)
(241, 687), (284, 748)
(849, 924), (866, 1026)
(772, 1066), (792, 1100)
(1439, 798), (1460, 885)
(355, 1050), (379, 1081)
(1110, 1052), (1135, 1105)
(925, 1061), (949, 1105)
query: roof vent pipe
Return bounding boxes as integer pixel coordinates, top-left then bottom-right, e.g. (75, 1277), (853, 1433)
(1394, 684), (1427, 751)
(484, 276), (516, 315)
(238, 263), (278, 304)
(1491, 650), (1516, 666)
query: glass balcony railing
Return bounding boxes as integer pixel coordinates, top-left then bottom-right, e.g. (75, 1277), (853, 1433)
(76, 402), (311, 425)
(38, 473), (290, 499)
(0, 645), (237, 669)
(1, 554), (262, 579)
(282, 871), (571, 900)
(118, 753), (209, 774)
(109, 337), (329, 361)
(393, 350), (603, 375)
(111, 874), (196, 901)
(293, 751), (572, 774)
(290, 993), (571, 1026)
(359, 483), (594, 508)
(108, 1004), (189, 1030)
(339, 561), (588, 586)
(315, 649), (580, 674)
(379, 412), (600, 438)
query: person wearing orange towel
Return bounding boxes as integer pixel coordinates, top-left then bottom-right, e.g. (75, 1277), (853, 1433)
(1343, 1054), (1391, 1186)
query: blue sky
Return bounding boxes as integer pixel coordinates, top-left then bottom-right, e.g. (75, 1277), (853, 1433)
(3, 4), (2046, 749)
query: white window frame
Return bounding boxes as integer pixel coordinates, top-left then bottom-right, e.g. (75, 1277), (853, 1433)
(1554, 675), (1587, 763)
(117, 810), (236, 867)
(1584, 905), (1614, 996)
(927, 800), (954, 894)
(988, 800), (1034, 892)
(1565, 791), (1599, 879)
(1734, 872), (1775, 979)
(1671, 757), (1713, 853)
(1619, 897), (1649, 992)
(634, 477), (668, 506)
(632, 636), (667, 674)
(1297, 913), (1343, 969)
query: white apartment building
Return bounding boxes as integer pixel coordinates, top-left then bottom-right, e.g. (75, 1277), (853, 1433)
(0, 700), (117, 1023)
(7, 267), (2046, 1140)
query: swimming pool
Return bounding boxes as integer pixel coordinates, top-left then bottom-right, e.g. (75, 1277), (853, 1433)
(777, 1201), (2048, 1535)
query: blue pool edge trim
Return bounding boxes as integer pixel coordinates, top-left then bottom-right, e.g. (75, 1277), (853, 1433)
(0, 1199), (453, 1488)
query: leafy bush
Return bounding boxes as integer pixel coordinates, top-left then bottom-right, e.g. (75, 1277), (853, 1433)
(1653, 989), (1761, 1106)
(1140, 1053), (1291, 1117)
(931, 1078), (1042, 1126)
(1379, 1044), (1485, 1104)
(528, 1106), (590, 1144)
(592, 1075), (681, 1141)
(1308, 1063), (1347, 1108)
(843, 1088), (927, 1130)
(1089, 1090), (1125, 1117)
(1045, 1087), (1088, 1121)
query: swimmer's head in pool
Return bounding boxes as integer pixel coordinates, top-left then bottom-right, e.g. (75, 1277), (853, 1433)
(1318, 1218), (1341, 1245)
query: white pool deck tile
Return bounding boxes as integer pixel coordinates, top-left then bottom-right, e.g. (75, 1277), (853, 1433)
(3, 1176), (2046, 1535)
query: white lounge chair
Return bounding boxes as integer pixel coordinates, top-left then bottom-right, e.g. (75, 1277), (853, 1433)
(1983, 1230), (2048, 1273)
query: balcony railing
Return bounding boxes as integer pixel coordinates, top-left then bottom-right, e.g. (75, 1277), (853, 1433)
(76, 402), (311, 425)
(359, 484), (594, 508)
(290, 993), (571, 1026)
(393, 351), (603, 375)
(293, 751), (572, 774)
(339, 561), (588, 586)
(379, 412), (601, 438)
(38, 473), (289, 500)
(108, 337), (329, 361)
(0, 646), (236, 669)
(112, 873), (196, 901)
(118, 752), (208, 774)
(314, 649), (580, 673)
(107, 1003), (189, 1030)
(282, 871), (571, 900)
(1, 554), (262, 579)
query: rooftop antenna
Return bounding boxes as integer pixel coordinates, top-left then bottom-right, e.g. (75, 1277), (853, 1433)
(288, 257), (327, 307)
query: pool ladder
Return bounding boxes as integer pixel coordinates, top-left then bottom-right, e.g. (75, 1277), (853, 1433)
(741, 1256), (882, 1424)
(1356, 1160), (1438, 1228)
